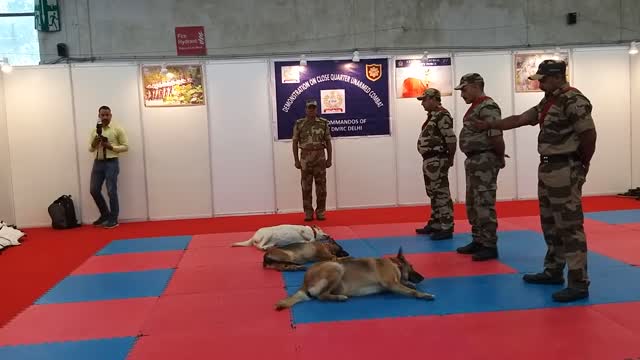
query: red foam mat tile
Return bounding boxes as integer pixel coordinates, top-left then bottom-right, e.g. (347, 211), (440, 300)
(318, 225), (358, 240)
(587, 231), (640, 265)
(163, 261), (283, 295)
(188, 231), (255, 249)
(141, 288), (291, 336)
(294, 306), (640, 360)
(0, 297), (157, 346)
(72, 251), (183, 275)
(178, 246), (263, 267)
(129, 328), (297, 360)
(500, 216), (542, 232)
(583, 218), (630, 234)
(400, 252), (517, 278)
(349, 222), (431, 238)
(619, 223), (640, 231)
(590, 301), (640, 336)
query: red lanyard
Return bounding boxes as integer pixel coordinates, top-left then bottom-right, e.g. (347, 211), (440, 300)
(539, 87), (575, 127)
(464, 96), (491, 119)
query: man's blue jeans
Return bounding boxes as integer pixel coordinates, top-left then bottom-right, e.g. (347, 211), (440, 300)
(90, 158), (119, 221)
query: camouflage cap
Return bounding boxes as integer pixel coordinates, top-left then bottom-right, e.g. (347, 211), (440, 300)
(454, 73), (484, 90)
(305, 99), (318, 108)
(417, 88), (441, 101)
(528, 59), (567, 80)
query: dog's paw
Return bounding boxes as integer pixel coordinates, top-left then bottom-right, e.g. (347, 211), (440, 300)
(336, 295), (348, 301)
(420, 293), (435, 301)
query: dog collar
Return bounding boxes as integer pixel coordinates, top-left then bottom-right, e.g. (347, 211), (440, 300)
(308, 226), (317, 238)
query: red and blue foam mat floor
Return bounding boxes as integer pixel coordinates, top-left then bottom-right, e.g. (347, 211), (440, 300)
(2, 209), (640, 359)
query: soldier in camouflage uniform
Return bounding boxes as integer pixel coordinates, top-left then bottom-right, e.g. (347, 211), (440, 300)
(414, 88), (457, 240)
(292, 99), (333, 221)
(472, 60), (596, 302)
(454, 73), (506, 261)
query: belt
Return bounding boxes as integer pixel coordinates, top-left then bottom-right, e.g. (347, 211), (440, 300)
(300, 146), (325, 151)
(540, 153), (579, 164)
(464, 150), (493, 158)
(95, 157), (118, 162)
(421, 151), (447, 160)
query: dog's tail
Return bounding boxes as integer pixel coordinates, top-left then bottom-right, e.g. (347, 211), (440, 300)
(231, 238), (253, 247)
(275, 290), (310, 311)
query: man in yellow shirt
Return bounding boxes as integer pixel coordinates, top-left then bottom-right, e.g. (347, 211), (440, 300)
(89, 105), (128, 228)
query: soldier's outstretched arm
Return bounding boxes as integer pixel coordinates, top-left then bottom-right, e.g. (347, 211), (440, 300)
(473, 107), (537, 130)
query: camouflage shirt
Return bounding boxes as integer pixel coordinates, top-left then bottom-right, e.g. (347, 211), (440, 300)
(527, 85), (595, 155)
(417, 106), (457, 155)
(292, 116), (332, 149)
(459, 97), (503, 154)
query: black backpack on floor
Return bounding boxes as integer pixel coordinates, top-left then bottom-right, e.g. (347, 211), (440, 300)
(48, 195), (81, 229)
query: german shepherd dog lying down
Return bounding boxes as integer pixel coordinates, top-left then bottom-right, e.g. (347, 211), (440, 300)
(275, 248), (434, 310)
(263, 238), (350, 271)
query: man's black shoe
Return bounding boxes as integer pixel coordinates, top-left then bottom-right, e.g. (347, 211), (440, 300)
(472, 246), (498, 261)
(522, 272), (565, 285)
(456, 241), (482, 254)
(429, 231), (453, 240)
(552, 287), (589, 302)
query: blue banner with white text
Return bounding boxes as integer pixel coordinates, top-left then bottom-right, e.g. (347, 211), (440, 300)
(273, 58), (390, 140)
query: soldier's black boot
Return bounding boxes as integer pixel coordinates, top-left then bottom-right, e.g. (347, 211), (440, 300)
(522, 271), (564, 285)
(416, 222), (436, 234)
(472, 246), (498, 261)
(456, 241), (482, 254)
(430, 230), (453, 240)
(552, 287), (589, 302)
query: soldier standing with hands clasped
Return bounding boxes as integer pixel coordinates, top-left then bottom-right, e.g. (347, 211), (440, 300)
(472, 60), (596, 302)
(454, 73), (506, 261)
(292, 99), (333, 221)
(414, 88), (457, 240)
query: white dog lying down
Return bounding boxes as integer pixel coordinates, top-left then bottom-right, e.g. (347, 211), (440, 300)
(231, 224), (330, 250)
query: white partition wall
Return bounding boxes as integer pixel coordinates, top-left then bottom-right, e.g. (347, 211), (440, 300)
(0, 45), (636, 226)
(141, 63), (213, 220)
(0, 74), (15, 224)
(572, 47), (632, 195)
(71, 63), (149, 224)
(206, 60), (276, 215)
(334, 136), (397, 208)
(453, 52), (517, 202)
(393, 53), (459, 205)
(631, 51), (640, 188)
(3, 66), (80, 227)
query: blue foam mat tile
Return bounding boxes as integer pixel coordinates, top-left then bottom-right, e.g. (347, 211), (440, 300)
(0, 337), (136, 360)
(337, 239), (378, 258)
(96, 236), (192, 255)
(495, 231), (630, 273)
(35, 269), (175, 304)
(585, 209), (640, 225)
(363, 233), (473, 256)
(284, 255), (640, 324)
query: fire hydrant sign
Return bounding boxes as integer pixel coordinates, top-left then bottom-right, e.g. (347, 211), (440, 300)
(175, 26), (207, 56)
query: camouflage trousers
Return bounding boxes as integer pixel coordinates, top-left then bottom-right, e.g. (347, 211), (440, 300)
(464, 152), (500, 248)
(423, 156), (454, 232)
(300, 149), (327, 217)
(538, 157), (589, 290)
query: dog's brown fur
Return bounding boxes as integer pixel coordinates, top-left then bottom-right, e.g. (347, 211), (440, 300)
(263, 238), (350, 271)
(274, 248), (434, 310)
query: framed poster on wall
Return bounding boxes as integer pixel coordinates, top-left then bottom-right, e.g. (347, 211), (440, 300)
(141, 64), (206, 107)
(272, 58), (391, 140)
(514, 53), (570, 92)
(394, 57), (453, 98)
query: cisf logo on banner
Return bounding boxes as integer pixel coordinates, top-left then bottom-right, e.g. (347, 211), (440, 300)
(366, 64), (383, 81)
(175, 26), (207, 56)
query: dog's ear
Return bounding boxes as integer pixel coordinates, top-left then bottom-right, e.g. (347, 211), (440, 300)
(396, 247), (405, 260)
